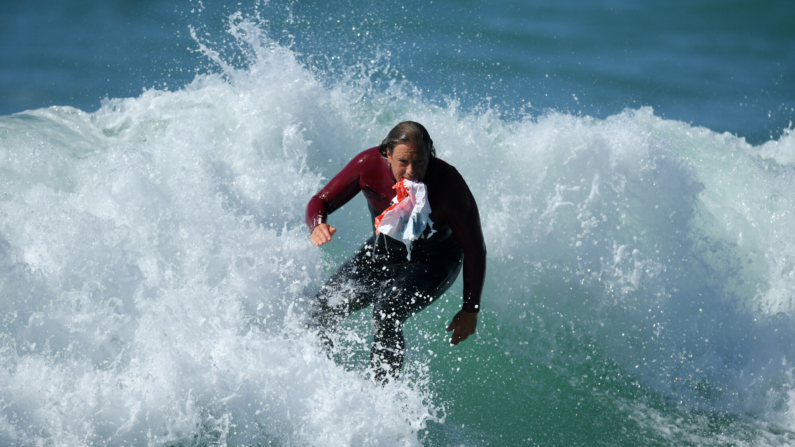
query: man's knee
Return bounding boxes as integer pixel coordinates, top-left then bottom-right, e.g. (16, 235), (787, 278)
(376, 287), (433, 322)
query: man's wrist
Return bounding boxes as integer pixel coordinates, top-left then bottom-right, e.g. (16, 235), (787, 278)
(462, 303), (480, 313)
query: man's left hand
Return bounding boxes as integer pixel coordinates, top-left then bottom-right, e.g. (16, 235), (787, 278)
(446, 310), (478, 345)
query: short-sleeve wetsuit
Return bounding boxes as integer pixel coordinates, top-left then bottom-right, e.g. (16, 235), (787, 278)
(306, 147), (486, 380)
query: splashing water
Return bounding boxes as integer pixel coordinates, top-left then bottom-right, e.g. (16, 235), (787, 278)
(1, 13), (795, 446)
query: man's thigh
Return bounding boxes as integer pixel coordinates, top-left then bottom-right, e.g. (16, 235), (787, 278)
(373, 253), (462, 322)
(316, 240), (390, 315)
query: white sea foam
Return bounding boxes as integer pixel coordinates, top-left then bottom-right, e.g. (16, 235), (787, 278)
(463, 106), (795, 423)
(0, 17), (440, 446)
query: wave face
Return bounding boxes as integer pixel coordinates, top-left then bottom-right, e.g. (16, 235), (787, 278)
(2, 13), (795, 446)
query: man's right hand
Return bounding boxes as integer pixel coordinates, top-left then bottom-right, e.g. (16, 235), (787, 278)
(311, 223), (337, 246)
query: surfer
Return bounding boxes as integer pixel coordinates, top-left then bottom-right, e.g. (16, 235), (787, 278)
(306, 121), (486, 382)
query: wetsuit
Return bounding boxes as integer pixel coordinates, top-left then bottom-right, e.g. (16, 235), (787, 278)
(306, 147), (486, 380)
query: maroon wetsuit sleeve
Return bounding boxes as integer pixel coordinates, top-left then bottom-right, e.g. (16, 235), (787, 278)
(438, 171), (487, 313)
(306, 151), (368, 231)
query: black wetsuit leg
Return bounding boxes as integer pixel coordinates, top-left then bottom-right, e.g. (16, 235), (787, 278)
(369, 249), (462, 381)
(309, 238), (385, 340)
(310, 234), (463, 382)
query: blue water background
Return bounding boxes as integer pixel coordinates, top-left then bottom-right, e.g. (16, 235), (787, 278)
(2, 0), (793, 144)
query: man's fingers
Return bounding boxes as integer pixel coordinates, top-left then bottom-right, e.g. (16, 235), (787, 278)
(446, 313), (461, 332)
(450, 321), (476, 345)
(450, 326), (466, 345)
(310, 224), (337, 246)
(447, 311), (478, 344)
(311, 230), (328, 246)
(321, 226), (336, 242)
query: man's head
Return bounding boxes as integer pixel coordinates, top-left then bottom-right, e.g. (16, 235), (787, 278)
(379, 121), (435, 182)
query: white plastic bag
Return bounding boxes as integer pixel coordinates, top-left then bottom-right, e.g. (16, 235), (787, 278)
(374, 179), (435, 259)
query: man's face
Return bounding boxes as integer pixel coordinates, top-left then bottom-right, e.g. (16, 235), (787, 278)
(387, 143), (428, 182)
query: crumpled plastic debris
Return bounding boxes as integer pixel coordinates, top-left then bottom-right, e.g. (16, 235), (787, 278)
(374, 178), (435, 259)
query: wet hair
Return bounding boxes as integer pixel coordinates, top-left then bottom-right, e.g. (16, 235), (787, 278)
(378, 121), (436, 159)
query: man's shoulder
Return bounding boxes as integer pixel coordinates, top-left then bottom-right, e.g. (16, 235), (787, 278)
(342, 147), (385, 174)
(355, 146), (383, 161)
(430, 157), (464, 185)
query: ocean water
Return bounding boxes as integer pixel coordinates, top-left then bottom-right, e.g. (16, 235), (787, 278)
(1, 0), (795, 446)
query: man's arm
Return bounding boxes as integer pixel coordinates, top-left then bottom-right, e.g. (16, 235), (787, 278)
(441, 170), (487, 344)
(305, 171), (360, 231)
(306, 150), (377, 243)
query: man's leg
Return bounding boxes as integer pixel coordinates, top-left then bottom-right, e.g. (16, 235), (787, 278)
(370, 251), (463, 382)
(309, 238), (384, 350)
